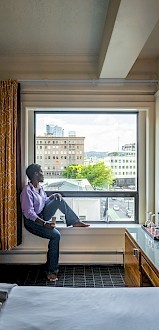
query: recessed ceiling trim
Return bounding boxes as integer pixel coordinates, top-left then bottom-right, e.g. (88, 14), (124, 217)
(100, 0), (159, 79)
(19, 79), (159, 84)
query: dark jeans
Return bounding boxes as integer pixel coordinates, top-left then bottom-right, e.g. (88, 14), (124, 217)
(42, 197), (79, 226)
(24, 197), (79, 274)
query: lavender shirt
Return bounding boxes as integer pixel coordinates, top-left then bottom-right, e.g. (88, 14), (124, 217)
(20, 182), (50, 221)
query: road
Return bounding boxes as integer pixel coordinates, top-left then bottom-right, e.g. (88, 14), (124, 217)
(102, 197), (134, 221)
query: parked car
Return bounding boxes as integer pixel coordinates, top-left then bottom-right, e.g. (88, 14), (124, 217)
(113, 205), (119, 211)
(126, 209), (132, 217)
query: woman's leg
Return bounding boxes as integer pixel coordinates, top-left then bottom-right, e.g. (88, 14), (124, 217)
(24, 218), (61, 274)
(42, 198), (79, 226)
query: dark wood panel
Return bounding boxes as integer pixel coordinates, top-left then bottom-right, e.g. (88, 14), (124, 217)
(141, 255), (159, 286)
(125, 232), (141, 287)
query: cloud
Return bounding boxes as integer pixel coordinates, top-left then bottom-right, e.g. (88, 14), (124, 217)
(36, 112), (136, 152)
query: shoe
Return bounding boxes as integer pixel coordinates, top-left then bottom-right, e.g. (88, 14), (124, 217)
(73, 221), (90, 227)
(47, 273), (58, 282)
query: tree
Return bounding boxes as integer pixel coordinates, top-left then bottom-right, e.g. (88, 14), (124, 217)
(63, 162), (114, 188)
(62, 164), (83, 179)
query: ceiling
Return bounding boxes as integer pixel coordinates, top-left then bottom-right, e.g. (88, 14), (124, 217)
(0, 0), (159, 82)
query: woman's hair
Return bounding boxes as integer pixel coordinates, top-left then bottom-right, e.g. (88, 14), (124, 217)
(26, 163), (41, 180)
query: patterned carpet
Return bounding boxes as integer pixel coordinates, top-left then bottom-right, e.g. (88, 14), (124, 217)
(0, 264), (125, 288)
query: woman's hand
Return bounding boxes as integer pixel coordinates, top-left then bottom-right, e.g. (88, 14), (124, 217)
(50, 193), (62, 201)
(44, 220), (56, 228)
(35, 217), (55, 228)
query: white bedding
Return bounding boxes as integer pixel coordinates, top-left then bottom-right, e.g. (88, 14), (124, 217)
(0, 285), (158, 330)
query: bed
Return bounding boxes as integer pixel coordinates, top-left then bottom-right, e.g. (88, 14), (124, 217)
(0, 283), (158, 330)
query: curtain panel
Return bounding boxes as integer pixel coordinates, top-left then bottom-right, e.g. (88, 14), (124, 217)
(0, 80), (21, 250)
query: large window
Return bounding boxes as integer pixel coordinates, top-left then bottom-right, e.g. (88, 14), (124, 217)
(34, 110), (138, 224)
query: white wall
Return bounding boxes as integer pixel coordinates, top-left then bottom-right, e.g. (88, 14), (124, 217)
(0, 226), (125, 265)
(0, 81), (156, 264)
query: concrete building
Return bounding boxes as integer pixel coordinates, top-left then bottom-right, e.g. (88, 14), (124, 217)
(46, 124), (64, 137)
(36, 135), (85, 177)
(104, 144), (136, 187)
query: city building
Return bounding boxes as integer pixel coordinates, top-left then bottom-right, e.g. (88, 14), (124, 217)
(104, 144), (136, 188)
(36, 135), (85, 177)
(46, 124), (64, 137)
(122, 143), (136, 152)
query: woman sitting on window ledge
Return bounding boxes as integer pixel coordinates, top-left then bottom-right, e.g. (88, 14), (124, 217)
(20, 163), (90, 282)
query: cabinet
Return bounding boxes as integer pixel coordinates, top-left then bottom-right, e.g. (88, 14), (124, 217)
(125, 231), (141, 287)
(125, 228), (159, 287)
(141, 254), (159, 286)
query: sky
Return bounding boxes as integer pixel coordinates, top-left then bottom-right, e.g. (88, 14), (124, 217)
(36, 111), (137, 152)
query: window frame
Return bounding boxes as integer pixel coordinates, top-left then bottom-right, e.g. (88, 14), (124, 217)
(21, 86), (155, 227)
(33, 109), (139, 224)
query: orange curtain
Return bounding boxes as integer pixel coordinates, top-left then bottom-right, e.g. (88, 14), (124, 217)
(0, 80), (18, 250)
